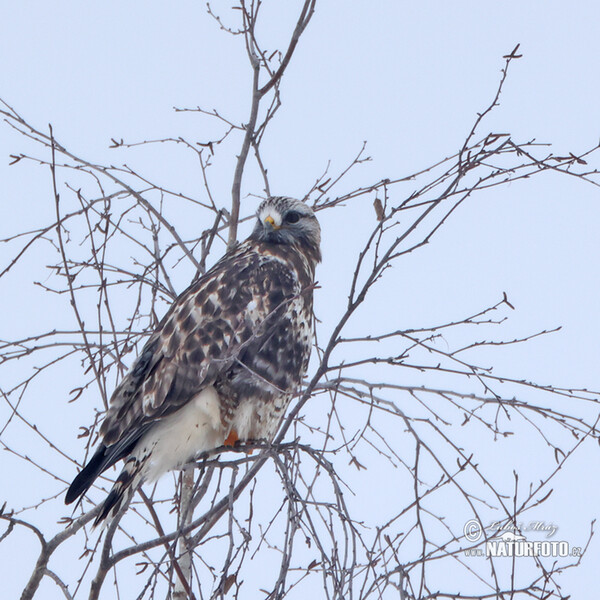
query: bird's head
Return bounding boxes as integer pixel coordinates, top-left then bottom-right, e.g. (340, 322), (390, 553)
(250, 197), (321, 264)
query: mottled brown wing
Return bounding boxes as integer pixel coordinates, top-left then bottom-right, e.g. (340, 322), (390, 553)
(99, 241), (307, 448)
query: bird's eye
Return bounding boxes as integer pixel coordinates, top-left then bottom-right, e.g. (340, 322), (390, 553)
(284, 211), (300, 224)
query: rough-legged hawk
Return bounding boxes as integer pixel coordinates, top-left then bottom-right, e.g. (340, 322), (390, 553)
(65, 197), (321, 524)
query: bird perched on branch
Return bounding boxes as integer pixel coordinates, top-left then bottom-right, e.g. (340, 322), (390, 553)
(65, 197), (321, 525)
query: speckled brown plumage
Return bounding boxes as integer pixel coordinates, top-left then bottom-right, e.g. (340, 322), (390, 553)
(65, 197), (321, 524)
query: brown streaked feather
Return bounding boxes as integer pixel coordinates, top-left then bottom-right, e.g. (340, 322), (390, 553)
(100, 238), (314, 449)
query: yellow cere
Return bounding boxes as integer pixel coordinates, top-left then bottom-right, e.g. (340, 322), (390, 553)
(264, 215), (280, 229)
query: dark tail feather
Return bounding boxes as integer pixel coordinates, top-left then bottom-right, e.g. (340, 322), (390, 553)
(93, 456), (142, 527)
(66, 427), (150, 508)
(65, 445), (108, 505)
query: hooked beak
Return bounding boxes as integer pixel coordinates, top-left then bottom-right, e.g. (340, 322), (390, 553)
(264, 215), (280, 230)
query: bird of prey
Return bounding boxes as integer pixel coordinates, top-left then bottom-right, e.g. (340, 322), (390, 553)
(65, 196), (321, 525)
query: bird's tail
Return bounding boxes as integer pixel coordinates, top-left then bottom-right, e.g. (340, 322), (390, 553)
(65, 445), (110, 507)
(93, 456), (144, 527)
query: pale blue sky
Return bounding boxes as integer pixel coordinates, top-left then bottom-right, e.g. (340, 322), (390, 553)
(1, 2), (599, 598)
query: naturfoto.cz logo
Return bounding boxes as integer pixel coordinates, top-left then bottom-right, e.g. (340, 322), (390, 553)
(463, 520), (582, 558)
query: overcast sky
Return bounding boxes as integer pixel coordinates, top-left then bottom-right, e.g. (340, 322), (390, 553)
(1, 2), (599, 598)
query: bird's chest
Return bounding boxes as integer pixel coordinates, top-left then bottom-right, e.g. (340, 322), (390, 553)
(215, 293), (312, 437)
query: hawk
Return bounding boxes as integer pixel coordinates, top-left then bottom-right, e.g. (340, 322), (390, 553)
(65, 196), (321, 524)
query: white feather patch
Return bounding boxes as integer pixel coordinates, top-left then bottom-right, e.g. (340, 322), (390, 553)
(258, 205), (282, 227)
(229, 401), (257, 441)
(135, 386), (225, 481)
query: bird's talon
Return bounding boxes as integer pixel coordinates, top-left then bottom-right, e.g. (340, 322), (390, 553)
(224, 430), (239, 447)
